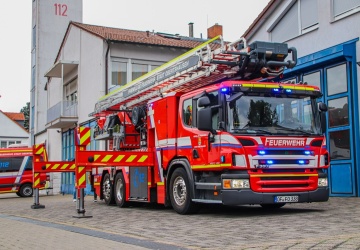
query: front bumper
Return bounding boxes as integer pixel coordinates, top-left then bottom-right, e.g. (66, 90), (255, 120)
(221, 187), (329, 205)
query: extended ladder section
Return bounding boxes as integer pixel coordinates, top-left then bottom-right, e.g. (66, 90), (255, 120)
(92, 36), (297, 117)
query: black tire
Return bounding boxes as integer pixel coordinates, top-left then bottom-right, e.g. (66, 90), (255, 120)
(114, 172), (129, 207)
(169, 168), (198, 215)
(102, 173), (115, 205)
(260, 203), (286, 209)
(19, 183), (33, 197)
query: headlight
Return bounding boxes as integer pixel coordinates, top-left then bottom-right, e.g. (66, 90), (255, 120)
(223, 179), (250, 189)
(318, 178), (328, 187)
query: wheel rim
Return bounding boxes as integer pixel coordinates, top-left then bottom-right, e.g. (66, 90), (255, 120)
(102, 177), (111, 200)
(23, 186), (32, 196)
(115, 177), (124, 202)
(172, 176), (187, 206)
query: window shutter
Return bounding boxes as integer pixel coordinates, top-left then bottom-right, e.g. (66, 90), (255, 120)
(301, 0), (318, 29)
(333, 0), (360, 17)
(272, 2), (299, 42)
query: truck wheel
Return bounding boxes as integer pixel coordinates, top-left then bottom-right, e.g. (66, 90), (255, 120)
(114, 172), (129, 207)
(260, 203), (286, 209)
(169, 168), (198, 214)
(102, 173), (115, 205)
(19, 183), (33, 197)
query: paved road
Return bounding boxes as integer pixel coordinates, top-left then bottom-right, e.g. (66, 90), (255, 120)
(0, 193), (360, 249)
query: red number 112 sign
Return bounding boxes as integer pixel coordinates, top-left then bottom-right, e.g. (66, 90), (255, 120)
(54, 3), (68, 16)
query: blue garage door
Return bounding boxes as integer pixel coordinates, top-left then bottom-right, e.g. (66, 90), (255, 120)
(282, 39), (359, 196)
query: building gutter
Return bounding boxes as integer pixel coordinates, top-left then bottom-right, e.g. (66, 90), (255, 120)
(105, 39), (110, 95)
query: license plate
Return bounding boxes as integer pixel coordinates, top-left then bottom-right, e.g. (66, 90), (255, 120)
(274, 195), (299, 203)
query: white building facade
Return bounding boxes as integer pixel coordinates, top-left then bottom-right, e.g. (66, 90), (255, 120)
(244, 0), (360, 196)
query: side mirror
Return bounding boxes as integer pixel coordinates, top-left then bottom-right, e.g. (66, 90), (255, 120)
(198, 108), (212, 132)
(318, 102), (328, 112)
(198, 96), (210, 108)
(318, 102), (327, 133)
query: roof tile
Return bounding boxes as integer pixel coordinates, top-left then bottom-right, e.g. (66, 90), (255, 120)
(72, 22), (219, 49)
(4, 112), (25, 121)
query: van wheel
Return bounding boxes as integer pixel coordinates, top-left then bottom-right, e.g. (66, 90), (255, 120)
(19, 183), (33, 197)
(169, 168), (198, 214)
(102, 173), (115, 205)
(114, 172), (129, 207)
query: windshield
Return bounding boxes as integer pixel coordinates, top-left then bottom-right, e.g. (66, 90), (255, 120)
(226, 94), (322, 135)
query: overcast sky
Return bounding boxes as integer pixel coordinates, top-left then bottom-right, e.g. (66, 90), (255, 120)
(0, 0), (269, 112)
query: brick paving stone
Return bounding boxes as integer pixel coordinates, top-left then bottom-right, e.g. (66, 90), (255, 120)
(1, 193), (360, 249)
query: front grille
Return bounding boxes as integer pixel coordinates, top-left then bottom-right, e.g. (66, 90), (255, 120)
(261, 176), (308, 180)
(262, 184), (308, 188)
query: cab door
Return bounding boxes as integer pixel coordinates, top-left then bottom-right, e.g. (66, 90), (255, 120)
(180, 91), (221, 168)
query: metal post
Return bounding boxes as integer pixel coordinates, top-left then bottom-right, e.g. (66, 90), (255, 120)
(31, 188), (45, 209)
(73, 187), (92, 218)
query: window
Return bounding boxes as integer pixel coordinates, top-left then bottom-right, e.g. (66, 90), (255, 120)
(111, 58), (164, 92)
(30, 105), (35, 130)
(270, 0), (318, 42)
(132, 63), (148, 81)
(332, 0), (360, 19)
(329, 130), (350, 160)
(1, 141), (7, 148)
(326, 64), (347, 96)
(183, 98), (193, 126)
(303, 71), (321, 90)
(32, 25), (36, 49)
(31, 65), (36, 88)
(328, 97), (349, 128)
(0, 157), (31, 172)
(112, 60), (127, 87)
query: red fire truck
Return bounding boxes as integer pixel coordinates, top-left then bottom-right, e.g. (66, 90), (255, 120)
(0, 144), (48, 197)
(82, 36), (329, 214)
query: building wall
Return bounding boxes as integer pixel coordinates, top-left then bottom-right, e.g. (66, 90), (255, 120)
(77, 30), (106, 124)
(31, 0), (82, 141)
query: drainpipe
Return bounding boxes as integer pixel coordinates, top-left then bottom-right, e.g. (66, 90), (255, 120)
(104, 39), (111, 151)
(105, 39), (110, 95)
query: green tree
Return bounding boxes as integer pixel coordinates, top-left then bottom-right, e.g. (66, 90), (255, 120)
(20, 102), (30, 131)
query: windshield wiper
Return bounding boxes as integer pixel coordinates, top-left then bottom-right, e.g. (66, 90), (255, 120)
(274, 126), (313, 135)
(232, 128), (273, 135)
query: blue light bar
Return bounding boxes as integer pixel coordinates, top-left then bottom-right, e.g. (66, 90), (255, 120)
(221, 87), (229, 93)
(285, 89), (292, 93)
(298, 160), (305, 164)
(258, 150), (266, 155)
(266, 160), (274, 164)
(304, 151), (311, 155)
(273, 88), (280, 92)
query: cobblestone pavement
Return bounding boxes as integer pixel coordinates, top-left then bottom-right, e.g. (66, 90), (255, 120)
(0, 193), (360, 249)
